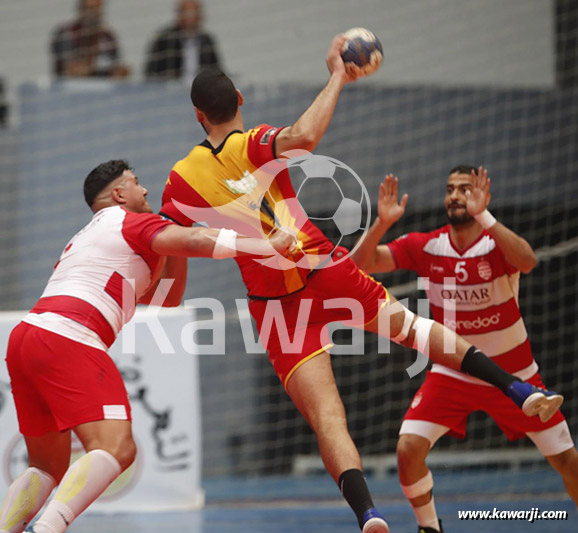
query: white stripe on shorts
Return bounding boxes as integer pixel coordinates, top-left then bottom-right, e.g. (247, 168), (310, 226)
(103, 405), (128, 420)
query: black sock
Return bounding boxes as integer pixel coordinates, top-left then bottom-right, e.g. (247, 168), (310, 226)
(460, 346), (521, 394)
(338, 468), (375, 529)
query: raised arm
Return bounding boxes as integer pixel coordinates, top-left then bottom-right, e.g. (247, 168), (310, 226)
(351, 174), (408, 273)
(274, 34), (360, 156)
(466, 167), (536, 273)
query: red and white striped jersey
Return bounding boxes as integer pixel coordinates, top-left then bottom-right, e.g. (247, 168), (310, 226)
(23, 206), (172, 350)
(387, 225), (538, 385)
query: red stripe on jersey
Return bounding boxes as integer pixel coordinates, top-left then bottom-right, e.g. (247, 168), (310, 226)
(104, 271), (135, 309)
(161, 170), (211, 227)
(30, 296), (116, 347)
(429, 297), (522, 335)
(490, 338), (535, 374)
(421, 254), (514, 285)
(388, 226), (517, 278)
(387, 224), (535, 375)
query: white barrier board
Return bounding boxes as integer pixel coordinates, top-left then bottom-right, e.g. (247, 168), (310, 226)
(0, 307), (203, 513)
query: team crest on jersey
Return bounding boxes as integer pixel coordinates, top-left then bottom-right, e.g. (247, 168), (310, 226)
(259, 127), (277, 145)
(411, 392), (423, 409)
(224, 170), (258, 195)
(477, 260), (492, 280)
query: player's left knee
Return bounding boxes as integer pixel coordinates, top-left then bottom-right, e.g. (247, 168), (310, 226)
(396, 434), (430, 470)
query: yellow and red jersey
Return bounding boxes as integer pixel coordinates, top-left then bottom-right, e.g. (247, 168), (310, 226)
(161, 124), (334, 298)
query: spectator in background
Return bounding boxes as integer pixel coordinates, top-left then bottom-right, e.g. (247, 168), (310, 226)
(145, 0), (221, 84)
(51, 0), (130, 79)
(0, 78), (7, 126)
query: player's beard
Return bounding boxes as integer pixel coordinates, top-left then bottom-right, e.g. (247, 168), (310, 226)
(446, 206), (474, 226)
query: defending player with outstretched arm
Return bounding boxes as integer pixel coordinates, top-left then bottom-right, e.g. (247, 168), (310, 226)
(0, 159), (297, 533)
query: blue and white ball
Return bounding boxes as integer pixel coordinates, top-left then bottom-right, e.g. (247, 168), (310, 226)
(341, 27), (383, 77)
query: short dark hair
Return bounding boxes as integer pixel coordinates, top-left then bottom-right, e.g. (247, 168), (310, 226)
(449, 165), (477, 176)
(84, 159), (131, 207)
(190, 69), (238, 124)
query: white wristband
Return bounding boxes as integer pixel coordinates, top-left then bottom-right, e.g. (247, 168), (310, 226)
(474, 209), (497, 230)
(212, 229), (238, 259)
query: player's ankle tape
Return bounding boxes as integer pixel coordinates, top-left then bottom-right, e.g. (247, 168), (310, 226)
(401, 471), (433, 499)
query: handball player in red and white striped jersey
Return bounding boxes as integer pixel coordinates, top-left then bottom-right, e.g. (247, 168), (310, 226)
(0, 160), (295, 533)
(353, 167), (578, 533)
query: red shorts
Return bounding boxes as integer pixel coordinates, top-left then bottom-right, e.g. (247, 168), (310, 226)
(6, 322), (131, 437)
(249, 250), (388, 387)
(403, 371), (565, 440)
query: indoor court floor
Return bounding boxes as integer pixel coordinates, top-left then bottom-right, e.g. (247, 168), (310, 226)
(68, 498), (576, 532)
(64, 468), (576, 532)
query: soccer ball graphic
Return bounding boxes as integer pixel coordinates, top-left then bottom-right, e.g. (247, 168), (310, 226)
(284, 154), (371, 267)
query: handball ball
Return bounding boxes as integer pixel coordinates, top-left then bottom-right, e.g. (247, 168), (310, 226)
(341, 27), (383, 78)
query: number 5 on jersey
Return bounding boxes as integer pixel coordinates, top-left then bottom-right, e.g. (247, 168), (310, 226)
(455, 260), (468, 282)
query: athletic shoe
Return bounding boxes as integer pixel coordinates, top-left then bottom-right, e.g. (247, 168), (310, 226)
(507, 381), (563, 422)
(362, 508), (389, 533)
(418, 519), (443, 532)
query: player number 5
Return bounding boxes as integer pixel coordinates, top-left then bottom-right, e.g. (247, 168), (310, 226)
(455, 260), (468, 282)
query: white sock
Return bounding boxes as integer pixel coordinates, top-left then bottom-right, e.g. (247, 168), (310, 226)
(0, 467), (56, 533)
(413, 496), (440, 531)
(33, 450), (121, 533)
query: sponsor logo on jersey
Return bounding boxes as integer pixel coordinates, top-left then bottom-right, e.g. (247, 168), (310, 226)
(477, 260), (492, 280)
(224, 170), (258, 195)
(430, 264), (444, 274)
(444, 312), (501, 331)
(440, 287), (491, 305)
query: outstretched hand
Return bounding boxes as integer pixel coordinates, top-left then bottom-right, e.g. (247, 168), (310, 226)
(465, 166), (491, 217)
(326, 34), (361, 83)
(377, 174), (408, 226)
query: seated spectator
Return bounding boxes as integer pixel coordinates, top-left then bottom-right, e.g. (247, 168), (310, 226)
(0, 78), (7, 126)
(51, 0), (130, 79)
(145, 0), (221, 83)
